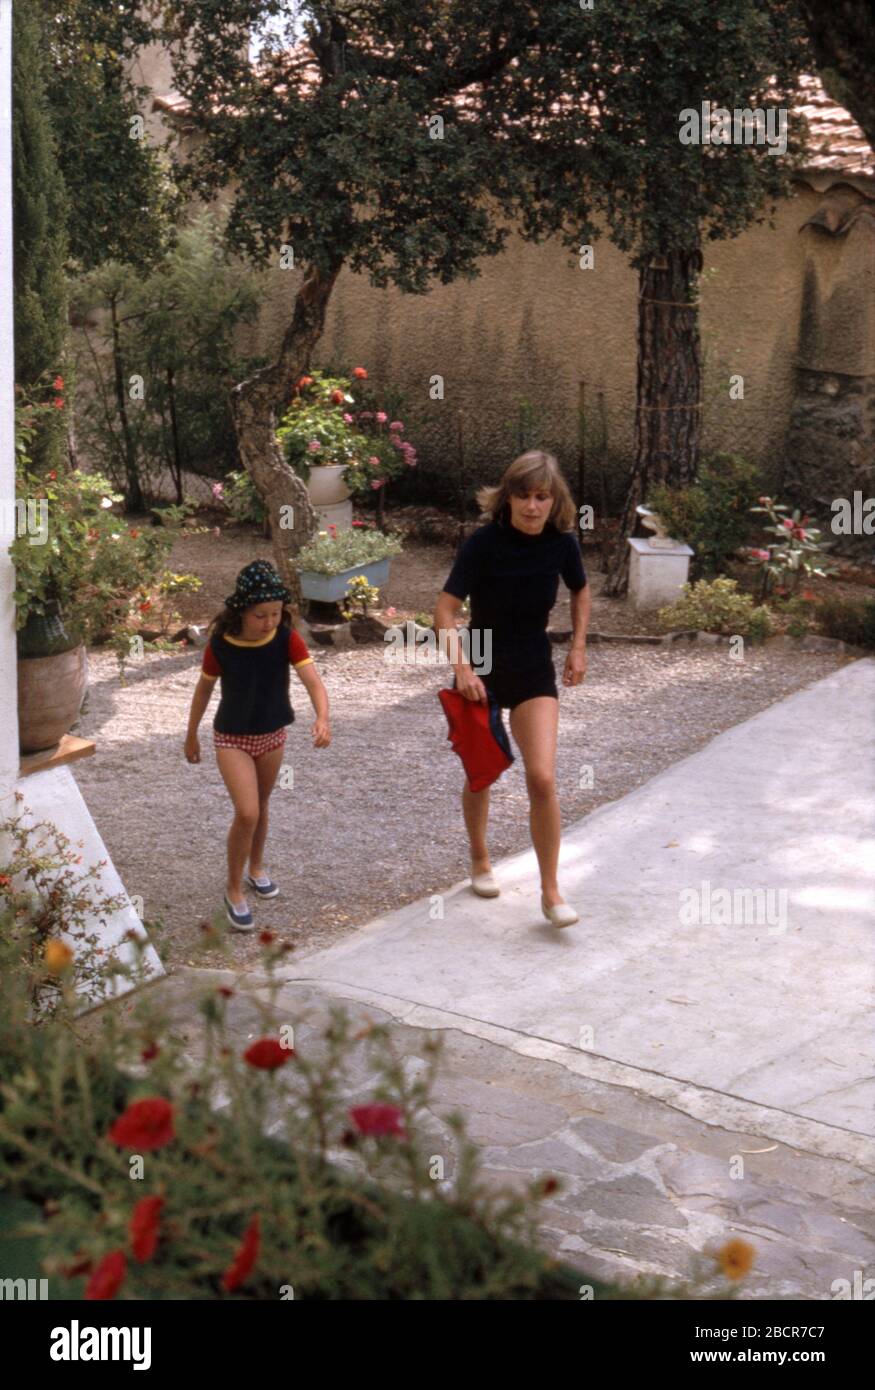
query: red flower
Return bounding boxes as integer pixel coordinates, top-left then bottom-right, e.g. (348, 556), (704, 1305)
(85, 1250), (126, 1300)
(330, 389), (344, 404)
(349, 1103), (407, 1139)
(130, 1195), (164, 1262)
(217, 986), (234, 998)
(141, 1042), (159, 1061)
(107, 1097), (176, 1151)
(129, 528), (140, 538)
(47, 470), (57, 480)
(53, 376), (64, 390)
(259, 929), (275, 944)
(801, 589), (816, 601)
(352, 366), (368, 379)
(53, 397), (65, 410)
(139, 601), (152, 613)
(244, 1037), (294, 1069)
(222, 1214), (260, 1292)
(351, 520), (365, 527)
(297, 375), (314, 388)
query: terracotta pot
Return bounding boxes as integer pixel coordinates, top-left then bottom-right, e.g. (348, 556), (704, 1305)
(17, 645), (88, 754)
(306, 463), (351, 508)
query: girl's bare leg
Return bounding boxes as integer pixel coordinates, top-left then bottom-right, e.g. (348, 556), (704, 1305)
(462, 780), (491, 874)
(508, 696), (563, 906)
(215, 747), (260, 905)
(248, 743), (285, 877)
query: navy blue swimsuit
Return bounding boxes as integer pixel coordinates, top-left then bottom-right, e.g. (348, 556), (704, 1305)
(442, 516), (587, 709)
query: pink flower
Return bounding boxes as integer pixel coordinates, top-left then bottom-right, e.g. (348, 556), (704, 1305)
(385, 606), (397, 616)
(212, 482), (224, 498)
(368, 455), (380, 467)
(389, 421), (404, 433)
(328, 524), (338, 536)
(308, 439), (321, 453)
(370, 479), (384, 490)
(782, 518), (794, 530)
(342, 413), (354, 424)
(749, 549), (770, 561)
(375, 411), (388, 424)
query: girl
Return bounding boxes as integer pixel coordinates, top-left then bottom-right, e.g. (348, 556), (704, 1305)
(433, 451), (591, 928)
(184, 559), (330, 930)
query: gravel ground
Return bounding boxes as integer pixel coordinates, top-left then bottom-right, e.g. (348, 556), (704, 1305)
(72, 556), (854, 971)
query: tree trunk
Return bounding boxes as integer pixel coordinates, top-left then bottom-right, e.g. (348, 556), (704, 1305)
(166, 366), (184, 504)
(109, 294), (144, 512)
(602, 246), (702, 597)
(230, 257), (345, 611)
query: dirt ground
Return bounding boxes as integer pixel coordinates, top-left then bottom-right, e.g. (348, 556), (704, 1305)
(71, 518), (857, 974)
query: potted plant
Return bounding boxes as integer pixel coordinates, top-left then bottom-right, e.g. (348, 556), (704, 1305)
(276, 366), (417, 527)
(9, 396), (195, 752)
(295, 522), (403, 604)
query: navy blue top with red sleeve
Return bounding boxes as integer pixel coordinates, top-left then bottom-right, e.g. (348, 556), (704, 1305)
(201, 624), (313, 735)
(442, 518), (587, 671)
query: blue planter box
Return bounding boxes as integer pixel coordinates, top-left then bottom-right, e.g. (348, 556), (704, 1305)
(299, 557), (391, 603)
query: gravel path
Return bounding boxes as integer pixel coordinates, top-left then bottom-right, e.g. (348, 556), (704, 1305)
(72, 604), (853, 972)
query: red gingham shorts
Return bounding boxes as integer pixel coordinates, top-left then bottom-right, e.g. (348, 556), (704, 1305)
(213, 727), (287, 759)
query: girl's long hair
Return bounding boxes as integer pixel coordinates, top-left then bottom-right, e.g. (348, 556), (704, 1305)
(475, 450), (577, 532)
(208, 603), (294, 640)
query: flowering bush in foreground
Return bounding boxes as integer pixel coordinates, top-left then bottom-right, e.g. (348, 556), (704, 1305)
(0, 815), (755, 1300)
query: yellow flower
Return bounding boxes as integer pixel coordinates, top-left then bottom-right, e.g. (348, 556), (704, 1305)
(44, 939), (74, 973)
(717, 1238), (755, 1279)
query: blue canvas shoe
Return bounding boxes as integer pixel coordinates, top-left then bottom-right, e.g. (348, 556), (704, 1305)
(245, 873), (279, 900)
(224, 894), (255, 930)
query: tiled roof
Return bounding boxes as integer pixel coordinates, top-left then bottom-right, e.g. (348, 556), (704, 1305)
(152, 61), (873, 182)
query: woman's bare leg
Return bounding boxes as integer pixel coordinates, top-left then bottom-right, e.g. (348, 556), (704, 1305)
(215, 747), (260, 905)
(462, 780), (491, 874)
(508, 696), (564, 906)
(248, 743), (285, 877)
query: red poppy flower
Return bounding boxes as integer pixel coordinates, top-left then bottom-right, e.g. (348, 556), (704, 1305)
(47, 470), (57, 480)
(53, 397), (64, 410)
(85, 1250), (126, 1300)
(297, 375), (314, 388)
(107, 1097), (176, 1151)
(53, 376), (64, 390)
(352, 366), (368, 379)
(349, 1103), (407, 1139)
(222, 1214), (260, 1292)
(244, 1037), (294, 1069)
(331, 389), (345, 404)
(130, 1195), (165, 1262)
(139, 601), (152, 613)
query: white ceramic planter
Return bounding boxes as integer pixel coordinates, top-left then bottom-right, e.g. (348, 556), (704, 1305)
(300, 557), (391, 603)
(306, 464), (351, 508)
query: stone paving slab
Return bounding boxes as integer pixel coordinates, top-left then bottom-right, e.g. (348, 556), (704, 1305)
(277, 660), (875, 1137)
(144, 968), (875, 1299)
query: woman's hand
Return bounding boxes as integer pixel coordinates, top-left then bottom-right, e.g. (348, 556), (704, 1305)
(184, 733), (201, 763)
(562, 645), (587, 686)
(456, 667), (488, 703)
(312, 718), (331, 748)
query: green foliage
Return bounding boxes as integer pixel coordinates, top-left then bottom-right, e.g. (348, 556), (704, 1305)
(35, 0), (180, 273)
(648, 455), (763, 578)
(12, 0), (69, 474)
(70, 213), (265, 505)
(217, 471), (267, 526)
(746, 497), (835, 599)
(814, 595), (875, 649)
(296, 525), (403, 577)
(657, 577), (772, 641)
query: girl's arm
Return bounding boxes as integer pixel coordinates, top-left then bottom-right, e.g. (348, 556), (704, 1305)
(184, 675), (216, 763)
(294, 661), (331, 747)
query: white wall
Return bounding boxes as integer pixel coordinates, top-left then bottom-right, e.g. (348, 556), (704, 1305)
(0, 0), (20, 809)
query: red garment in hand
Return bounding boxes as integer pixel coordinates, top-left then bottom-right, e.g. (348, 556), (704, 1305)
(438, 687), (515, 793)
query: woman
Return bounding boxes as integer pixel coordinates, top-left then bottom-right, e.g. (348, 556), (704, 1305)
(434, 451), (591, 927)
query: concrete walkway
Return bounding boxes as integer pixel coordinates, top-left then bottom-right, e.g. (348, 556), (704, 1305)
(256, 658), (875, 1297)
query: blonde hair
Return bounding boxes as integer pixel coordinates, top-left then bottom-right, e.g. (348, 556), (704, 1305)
(475, 451), (577, 531)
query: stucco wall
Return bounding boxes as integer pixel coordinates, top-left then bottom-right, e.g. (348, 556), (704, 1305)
(230, 181), (831, 495)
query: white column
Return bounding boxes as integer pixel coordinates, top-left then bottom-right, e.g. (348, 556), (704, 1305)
(0, 0), (20, 809)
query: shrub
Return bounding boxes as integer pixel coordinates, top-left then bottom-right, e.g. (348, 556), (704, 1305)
(815, 595), (875, 648)
(296, 524), (403, 576)
(218, 470), (267, 526)
(657, 577), (772, 641)
(648, 454), (762, 578)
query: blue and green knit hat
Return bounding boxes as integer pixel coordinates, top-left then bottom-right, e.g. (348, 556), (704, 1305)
(224, 560), (292, 611)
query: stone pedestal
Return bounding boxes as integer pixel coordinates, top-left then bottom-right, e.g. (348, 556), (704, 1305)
(627, 536), (693, 609)
(313, 498), (353, 531)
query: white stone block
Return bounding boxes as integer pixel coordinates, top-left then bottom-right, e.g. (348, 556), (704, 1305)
(627, 536), (694, 609)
